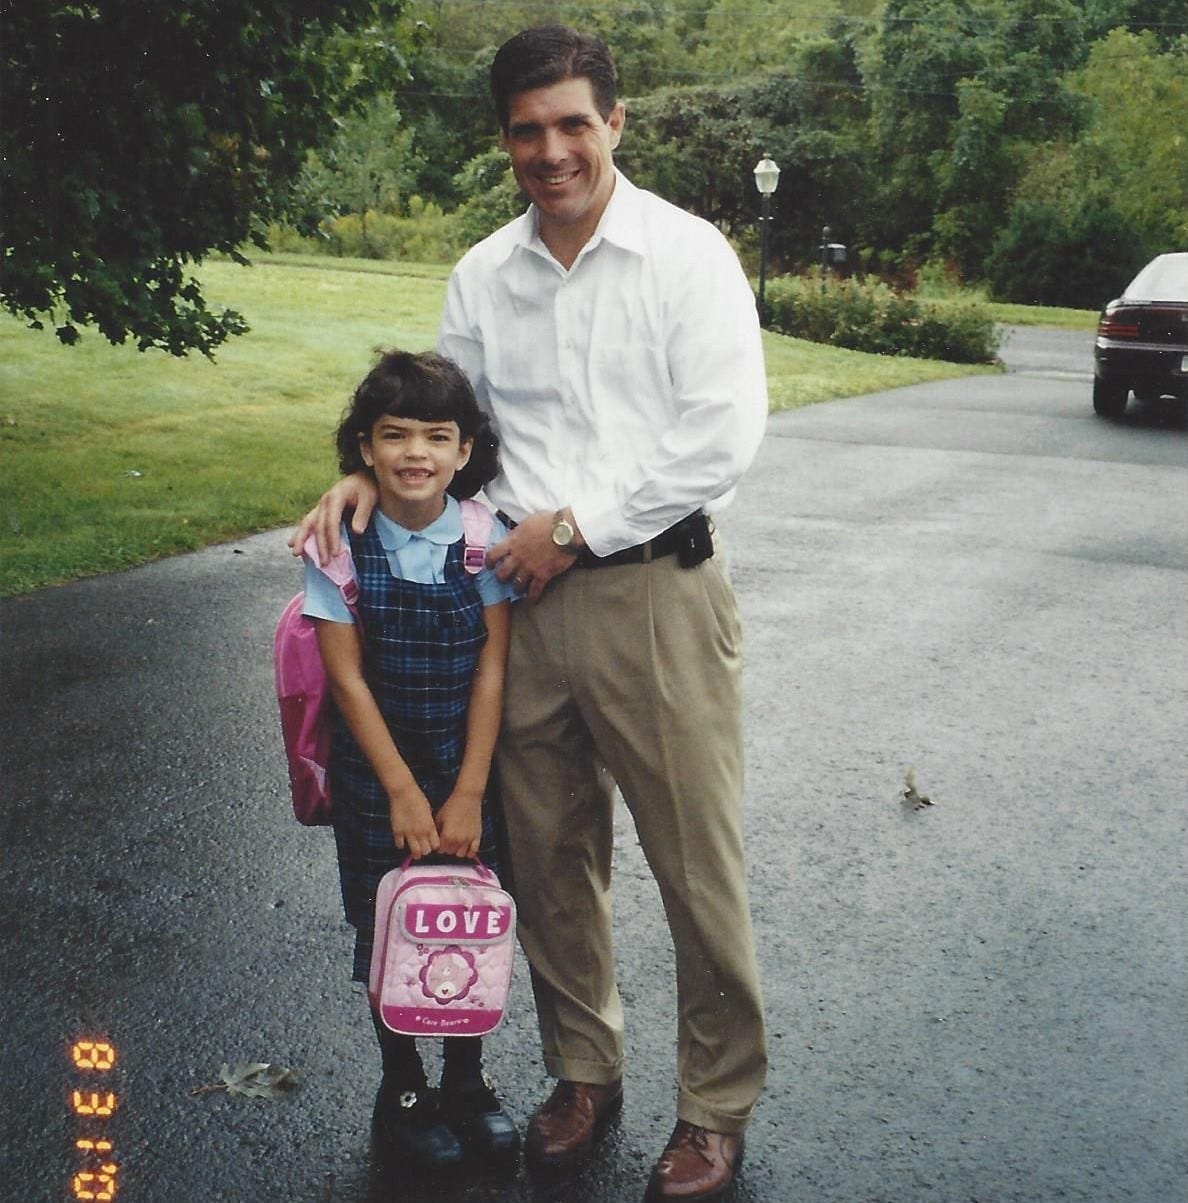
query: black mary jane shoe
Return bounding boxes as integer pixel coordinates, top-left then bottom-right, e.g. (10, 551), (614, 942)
(372, 1085), (464, 1170)
(440, 1074), (522, 1162)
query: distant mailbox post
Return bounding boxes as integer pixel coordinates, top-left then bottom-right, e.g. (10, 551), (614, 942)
(819, 226), (848, 274)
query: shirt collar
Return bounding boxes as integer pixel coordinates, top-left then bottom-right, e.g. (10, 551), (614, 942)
(592, 170), (646, 256)
(504, 169), (645, 268)
(372, 495), (462, 550)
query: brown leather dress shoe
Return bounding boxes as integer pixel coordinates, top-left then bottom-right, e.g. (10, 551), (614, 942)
(644, 1121), (745, 1202)
(524, 1078), (624, 1168)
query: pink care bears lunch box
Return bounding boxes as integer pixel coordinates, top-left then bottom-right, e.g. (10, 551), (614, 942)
(369, 861), (516, 1037)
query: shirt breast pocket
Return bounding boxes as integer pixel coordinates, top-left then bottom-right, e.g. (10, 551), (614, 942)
(588, 339), (669, 410)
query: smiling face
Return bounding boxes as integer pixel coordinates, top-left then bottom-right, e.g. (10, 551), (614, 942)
(501, 75), (625, 266)
(360, 415), (472, 530)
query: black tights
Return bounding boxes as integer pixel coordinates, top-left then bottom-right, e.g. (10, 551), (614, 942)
(370, 1008), (483, 1093)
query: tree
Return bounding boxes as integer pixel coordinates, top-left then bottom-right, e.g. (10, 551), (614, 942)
(451, 149), (525, 247)
(690, 0), (876, 78)
(997, 26), (1188, 291)
(1, 0), (408, 355)
(984, 197), (1144, 307)
(859, 0), (995, 261)
(1071, 29), (1188, 254)
(762, 25), (871, 266)
(931, 78), (1011, 277)
(621, 26), (870, 270)
(290, 97), (415, 247)
(1082, 0), (1188, 47)
(859, 0), (1095, 276)
(619, 84), (757, 236)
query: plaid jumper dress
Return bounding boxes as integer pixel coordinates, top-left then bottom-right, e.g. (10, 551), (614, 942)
(330, 519), (500, 983)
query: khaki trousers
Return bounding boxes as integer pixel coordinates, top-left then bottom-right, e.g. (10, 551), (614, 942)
(497, 539), (767, 1134)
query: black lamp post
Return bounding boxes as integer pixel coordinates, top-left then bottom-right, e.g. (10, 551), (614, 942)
(753, 154), (780, 325)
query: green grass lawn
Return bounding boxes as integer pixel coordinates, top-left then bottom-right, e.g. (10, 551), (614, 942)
(1, 254), (998, 596)
(984, 301), (1097, 329)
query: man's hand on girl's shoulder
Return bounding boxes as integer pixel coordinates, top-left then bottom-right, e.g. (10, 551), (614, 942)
(288, 472), (379, 564)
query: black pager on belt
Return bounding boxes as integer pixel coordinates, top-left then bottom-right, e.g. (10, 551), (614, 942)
(676, 512), (715, 568)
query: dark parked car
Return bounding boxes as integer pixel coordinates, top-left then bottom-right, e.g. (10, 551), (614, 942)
(1093, 252), (1188, 417)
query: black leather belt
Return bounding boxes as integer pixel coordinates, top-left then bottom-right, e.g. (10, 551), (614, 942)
(496, 510), (714, 569)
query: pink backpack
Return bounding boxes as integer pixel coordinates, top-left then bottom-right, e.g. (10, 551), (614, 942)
(275, 499), (495, 826)
(369, 860), (516, 1036)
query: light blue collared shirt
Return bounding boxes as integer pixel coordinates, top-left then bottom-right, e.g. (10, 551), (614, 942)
(301, 497), (514, 623)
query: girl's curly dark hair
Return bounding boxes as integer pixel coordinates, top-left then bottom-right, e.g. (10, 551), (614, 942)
(335, 349), (500, 500)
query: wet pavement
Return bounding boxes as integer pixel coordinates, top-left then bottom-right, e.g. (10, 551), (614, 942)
(2, 343), (1185, 1202)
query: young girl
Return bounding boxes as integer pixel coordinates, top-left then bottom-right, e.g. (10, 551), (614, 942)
(302, 349), (518, 1169)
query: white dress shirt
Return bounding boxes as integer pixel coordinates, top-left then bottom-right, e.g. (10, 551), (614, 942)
(438, 170), (768, 557)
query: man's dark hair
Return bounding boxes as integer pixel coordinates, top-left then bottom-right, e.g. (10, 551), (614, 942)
(489, 25), (618, 132)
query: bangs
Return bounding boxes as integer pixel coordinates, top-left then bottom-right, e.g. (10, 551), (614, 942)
(378, 389), (465, 430)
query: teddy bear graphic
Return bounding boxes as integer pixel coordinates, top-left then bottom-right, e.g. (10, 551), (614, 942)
(420, 946), (479, 1005)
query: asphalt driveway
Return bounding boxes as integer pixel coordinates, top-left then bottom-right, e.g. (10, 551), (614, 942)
(2, 339), (1185, 1202)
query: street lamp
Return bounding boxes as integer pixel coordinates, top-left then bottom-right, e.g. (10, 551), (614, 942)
(753, 154), (780, 325)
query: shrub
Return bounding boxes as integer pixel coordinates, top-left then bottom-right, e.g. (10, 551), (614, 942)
(263, 222), (326, 254)
(322, 199), (466, 263)
(452, 151), (525, 248)
(765, 272), (1000, 364)
(265, 182), (520, 267)
(984, 198), (1146, 309)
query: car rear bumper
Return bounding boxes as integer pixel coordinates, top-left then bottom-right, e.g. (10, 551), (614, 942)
(1095, 340), (1188, 400)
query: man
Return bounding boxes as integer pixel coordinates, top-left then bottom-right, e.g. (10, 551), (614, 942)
(295, 26), (768, 1202)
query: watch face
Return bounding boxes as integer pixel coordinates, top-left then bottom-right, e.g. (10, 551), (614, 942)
(552, 520), (574, 547)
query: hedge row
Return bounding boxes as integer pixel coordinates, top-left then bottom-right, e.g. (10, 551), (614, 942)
(765, 273), (1001, 364)
(268, 199), (468, 265)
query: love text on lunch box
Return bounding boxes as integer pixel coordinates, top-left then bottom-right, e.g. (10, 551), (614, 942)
(401, 902), (513, 941)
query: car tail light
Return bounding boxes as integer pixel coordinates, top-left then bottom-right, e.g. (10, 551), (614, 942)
(1098, 310), (1141, 339)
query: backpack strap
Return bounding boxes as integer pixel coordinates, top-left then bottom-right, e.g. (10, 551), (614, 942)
(458, 498), (494, 576)
(301, 535), (358, 609)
